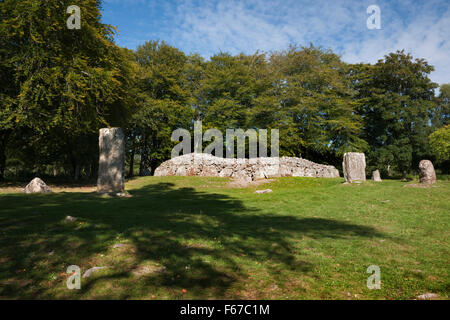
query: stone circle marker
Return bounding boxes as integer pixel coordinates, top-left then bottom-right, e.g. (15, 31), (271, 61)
(418, 160), (436, 185)
(97, 128), (125, 194)
(372, 170), (382, 182)
(342, 152), (366, 183)
(23, 177), (52, 193)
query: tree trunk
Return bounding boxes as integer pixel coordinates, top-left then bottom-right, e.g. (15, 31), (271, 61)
(88, 157), (97, 180)
(0, 150), (6, 181)
(0, 131), (11, 181)
(128, 146), (135, 178)
(74, 164), (81, 181)
(69, 151), (78, 181)
(150, 160), (159, 177)
(139, 131), (147, 176)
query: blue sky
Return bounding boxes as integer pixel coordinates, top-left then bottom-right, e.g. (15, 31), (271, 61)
(101, 0), (449, 85)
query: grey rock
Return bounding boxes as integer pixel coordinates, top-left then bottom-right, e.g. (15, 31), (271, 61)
(418, 160), (436, 184)
(23, 178), (52, 194)
(253, 168), (268, 180)
(64, 216), (77, 223)
(417, 293), (440, 300)
(372, 170), (382, 182)
(254, 189), (273, 194)
(342, 152), (366, 183)
(232, 170), (253, 183)
(97, 128), (125, 193)
(154, 153), (339, 181)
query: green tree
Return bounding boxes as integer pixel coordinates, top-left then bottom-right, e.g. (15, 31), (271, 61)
(195, 53), (270, 129)
(429, 125), (450, 164)
(190, 52), (273, 157)
(434, 84), (450, 127)
(266, 45), (367, 163)
(131, 41), (193, 174)
(0, 0), (131, 179)
(357, 50), (438, 177)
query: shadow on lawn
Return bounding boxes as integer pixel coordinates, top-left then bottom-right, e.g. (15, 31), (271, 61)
(0, 182), (384, 299)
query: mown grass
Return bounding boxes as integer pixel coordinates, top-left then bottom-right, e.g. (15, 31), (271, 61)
(0, 176), (448, 299)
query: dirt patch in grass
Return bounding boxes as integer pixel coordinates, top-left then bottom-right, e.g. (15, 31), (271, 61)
(403, 183), (436, 188)
(181, 242), (213, 249)
(0, 185), (96, 194)
(226, 178), (275, 188)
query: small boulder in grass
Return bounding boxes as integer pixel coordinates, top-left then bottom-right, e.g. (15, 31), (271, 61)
(254, 189), (273, 194)
(417, 293), (440, 300)
(23, 178), (52, 194)
(64, 216), (77, 223)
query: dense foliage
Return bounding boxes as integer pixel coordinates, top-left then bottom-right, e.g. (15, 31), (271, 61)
(0, 1), (448, 181)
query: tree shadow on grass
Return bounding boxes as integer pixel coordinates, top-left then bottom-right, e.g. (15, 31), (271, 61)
(0, 181), (385, 299)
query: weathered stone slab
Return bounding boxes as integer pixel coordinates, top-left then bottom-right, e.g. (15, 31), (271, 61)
(419, 160), (436, 184)
(97, 128), (125, 193)
(23, 177), (52, 194)
(342, 152), (366, 183)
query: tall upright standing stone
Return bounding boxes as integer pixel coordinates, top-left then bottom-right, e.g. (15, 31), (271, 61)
(343, 152), (366, 183)
(418, 160), (436, 185)
(97, 128), (125, 194)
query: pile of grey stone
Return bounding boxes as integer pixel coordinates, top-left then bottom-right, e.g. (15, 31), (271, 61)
(154, 153), (340, 182)
(23, 177), (52, 193)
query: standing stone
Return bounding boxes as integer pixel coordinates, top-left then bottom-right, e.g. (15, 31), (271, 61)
(372, 170), (382, 182)
(97, 128), (125, 193)
(23, 177), (52, 193)
(418, 160), (436, 185)
(342, 152), (366, 183)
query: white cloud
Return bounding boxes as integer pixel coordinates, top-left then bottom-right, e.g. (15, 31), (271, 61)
(340, 1), (450, 85)
(164, 0), (449, 85)
(103, 0), (449, 85)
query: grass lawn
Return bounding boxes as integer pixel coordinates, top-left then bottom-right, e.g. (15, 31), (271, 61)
(0, 176), (448, 299)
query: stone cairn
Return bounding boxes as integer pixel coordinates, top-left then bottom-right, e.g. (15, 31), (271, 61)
(154, 153), (339, 181)
(23, 177), (52, 193)
(418, 160), (436, 185)
(342, 152), (366, 183)
(97, 128), (125, 194)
